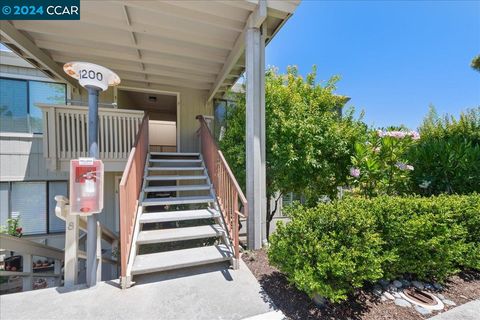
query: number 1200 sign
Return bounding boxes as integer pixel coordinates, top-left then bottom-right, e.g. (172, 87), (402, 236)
(79, 69), (103, 81)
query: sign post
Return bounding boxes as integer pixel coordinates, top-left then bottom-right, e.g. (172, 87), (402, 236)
(64, 62), (120, 287)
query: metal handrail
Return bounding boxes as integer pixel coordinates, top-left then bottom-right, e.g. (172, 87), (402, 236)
(196, 115), (248, 260)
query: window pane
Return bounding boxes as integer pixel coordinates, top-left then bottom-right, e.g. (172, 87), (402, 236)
(11, 182), (46, 235)
(29, 81), (66, 133)
(48, 181), (67, 233)
(0, 182), (9, 228)
(0, 78), (28, 133)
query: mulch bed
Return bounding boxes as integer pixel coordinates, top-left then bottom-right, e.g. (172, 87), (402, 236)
(242, 249), (480, 320)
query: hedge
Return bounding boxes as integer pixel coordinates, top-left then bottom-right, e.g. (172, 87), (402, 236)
(268, 194), (480, 302)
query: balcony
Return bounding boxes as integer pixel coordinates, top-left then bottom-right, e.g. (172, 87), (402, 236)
(39, 104), (144, 171)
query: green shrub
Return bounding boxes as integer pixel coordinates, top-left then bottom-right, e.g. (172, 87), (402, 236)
(268, 194), (480, 302)
(408, 107), (480, 195)
(268, 201), (388, 302)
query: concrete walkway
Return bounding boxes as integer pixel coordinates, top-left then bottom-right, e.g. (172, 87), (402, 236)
(430, 300), (480, 320)
(0, 260), (281, 320)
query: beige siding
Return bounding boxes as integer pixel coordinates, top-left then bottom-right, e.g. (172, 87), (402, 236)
(178, 88), (213, 152)
(0, 134), (67, 181)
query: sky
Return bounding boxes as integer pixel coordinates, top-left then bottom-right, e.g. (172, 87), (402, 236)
(265, 0), (480, 130)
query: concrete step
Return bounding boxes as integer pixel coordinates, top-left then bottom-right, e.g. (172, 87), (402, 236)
(149, 152), (200, 157)
(145, 175), (208, 181)
(142, 195), (214, 206)
(137, 224), (224, 244)
(147, 167), (204, 171)
(150, 159), (202, 164)
(139, 209), (220, 224)
(131, 244), (232, 275)
(144, 184), (211, 193)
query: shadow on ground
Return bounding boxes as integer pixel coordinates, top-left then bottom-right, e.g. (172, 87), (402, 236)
(257, 271), (372, 320)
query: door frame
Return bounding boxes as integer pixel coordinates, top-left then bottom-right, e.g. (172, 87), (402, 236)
(116, 86), (181, 151)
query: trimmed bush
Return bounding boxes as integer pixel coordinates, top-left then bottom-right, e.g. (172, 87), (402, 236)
(268, 194), (480, 302)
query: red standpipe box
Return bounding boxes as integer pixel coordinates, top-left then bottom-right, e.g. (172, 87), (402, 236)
(69, 158), (104, 216)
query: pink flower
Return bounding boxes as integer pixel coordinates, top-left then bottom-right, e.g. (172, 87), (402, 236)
(350, 167), (361, 178)
(409, 131), (420, 140)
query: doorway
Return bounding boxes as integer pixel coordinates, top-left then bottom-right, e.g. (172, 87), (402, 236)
(117, 88), (179, 151)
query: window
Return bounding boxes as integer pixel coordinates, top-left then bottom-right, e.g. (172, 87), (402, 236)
(29, 81), (67, 133)
(0, 77), (66, 134)
(213, 98), (237, 142)
(0, 181), (67, 235)
(11, 182), (47, 235)
(0, 78), (28, 133)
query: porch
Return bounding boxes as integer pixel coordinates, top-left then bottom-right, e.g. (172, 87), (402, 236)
(0, 0), (300, 301)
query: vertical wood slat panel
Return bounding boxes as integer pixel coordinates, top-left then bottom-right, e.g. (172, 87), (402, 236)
(109, 115), (114, 159)
(123, 117), (127, 158)
(55, 110), (61, 159)
(119, 116), (123, 158)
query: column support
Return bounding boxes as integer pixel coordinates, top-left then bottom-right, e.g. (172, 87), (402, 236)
(245, 24), (266, 250)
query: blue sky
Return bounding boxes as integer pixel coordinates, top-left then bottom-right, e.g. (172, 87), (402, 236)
(266, 0), (480, 130)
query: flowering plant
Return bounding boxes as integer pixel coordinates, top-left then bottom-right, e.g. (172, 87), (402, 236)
(349, 129), (419, 197)
(0, 217), (23, 237)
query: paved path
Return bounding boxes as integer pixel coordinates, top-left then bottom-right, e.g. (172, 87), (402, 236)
(1, 260), (281, 320)
(430, 300), (480, 320)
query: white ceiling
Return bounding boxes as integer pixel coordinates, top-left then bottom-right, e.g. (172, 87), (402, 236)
(1, 0), (299, 100)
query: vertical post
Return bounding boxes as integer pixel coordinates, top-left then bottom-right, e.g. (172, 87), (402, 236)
(245, 24), (266, 250)
(54, 259), (62, 286)
(22, 254), (32, 291)
(64, 214), (79, 287)
(96, 221), (102, 282)
(86, 86), (100, 287)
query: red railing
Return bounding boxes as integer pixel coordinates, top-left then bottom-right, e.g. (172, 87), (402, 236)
(119, 115), (149, 277)
(196, 115), (248, 260)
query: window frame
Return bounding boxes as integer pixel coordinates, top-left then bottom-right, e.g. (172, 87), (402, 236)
(1, 180), (68, 235)
(0, 76), (67, 134)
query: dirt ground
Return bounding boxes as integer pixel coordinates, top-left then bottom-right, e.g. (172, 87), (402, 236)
(242, 249), (480, 320)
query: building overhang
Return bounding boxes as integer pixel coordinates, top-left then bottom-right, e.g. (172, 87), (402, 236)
(0, 0), (299, 100)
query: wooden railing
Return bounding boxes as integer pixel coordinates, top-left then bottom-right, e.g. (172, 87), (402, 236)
(196, 115), (247, 261)
(119, 115), (149, 281)
(0, 234), (63, 292)
(38, 104), (144, 170)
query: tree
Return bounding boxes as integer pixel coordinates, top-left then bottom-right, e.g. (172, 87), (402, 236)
(471, 55), (480, 72)
(220, 66), (367, 238)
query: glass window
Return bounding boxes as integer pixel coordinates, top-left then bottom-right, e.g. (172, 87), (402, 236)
(0, 182), (9, 228)
(29, 81), (66, 133)
(48, 181), (67, 233)
(0, 78), (28, 133)
(11, 182), (47, 235)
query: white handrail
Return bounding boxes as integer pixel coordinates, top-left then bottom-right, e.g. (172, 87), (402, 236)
(0, 234), (63, 291)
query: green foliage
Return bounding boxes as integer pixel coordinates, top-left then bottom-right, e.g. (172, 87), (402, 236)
(0, 217), (23, 237)
(268, 194), (480, 302)
(350, 129), (418, 197)
(408, 106), (480, 195)
(269, 201), (387, 302)
(220, 66), (367, 204)
(471, 55), (480, 72)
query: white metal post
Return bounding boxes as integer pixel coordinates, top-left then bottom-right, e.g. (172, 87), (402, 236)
(245, 24), (267, 250)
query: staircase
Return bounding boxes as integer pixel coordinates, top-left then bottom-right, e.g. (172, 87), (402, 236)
(128, 152), (234, 278)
